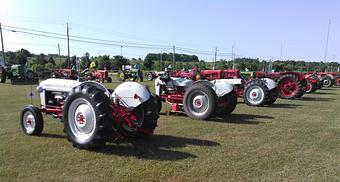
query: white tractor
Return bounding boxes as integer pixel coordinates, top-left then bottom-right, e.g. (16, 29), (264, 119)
(154, 74), (237, 120)
(20, 78), (161, 150)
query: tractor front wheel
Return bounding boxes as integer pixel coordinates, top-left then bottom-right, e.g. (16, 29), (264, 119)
(146, 72), (154, 81)
(322, 76), (334, 87)
(305, 80), (317, 94)
(20, 105), (44, 136)
(117, 71), (126, 81)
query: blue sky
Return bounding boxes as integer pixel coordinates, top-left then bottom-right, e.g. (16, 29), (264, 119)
(0, 0), (339, 62)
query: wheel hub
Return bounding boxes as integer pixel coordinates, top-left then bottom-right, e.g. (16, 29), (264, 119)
(23, 112), (35, 133)
(74, 104), (95, 134)
(249, 88), (262, 100)
(193, 95), (206, 109)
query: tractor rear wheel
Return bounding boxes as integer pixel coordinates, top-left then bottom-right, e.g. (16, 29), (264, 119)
(265, 87), (278, 105)
(277, 74), (304, 99)
(106, 77), (112, 83)
(20, 105), (44, 136)
(335, 75), (340, 86)
(216, 90), (237, 116)
(117, 71), (126, 81)
(183, 83), (217, 120)
(243, 79), (269, 106)
(63, 86), (113, 150)
(0, 67), (6, 83)
(305, 80), (317, 94)
(117, 93), (161, 137)
(26, 70), (34, 79)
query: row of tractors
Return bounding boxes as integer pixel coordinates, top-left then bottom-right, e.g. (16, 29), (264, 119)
(18, 65), (339, 150)
(146, 68), (339, 119)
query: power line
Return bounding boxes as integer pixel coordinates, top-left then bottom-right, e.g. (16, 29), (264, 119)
(2, 25), (172, 48)
(2, 25), (246, 59)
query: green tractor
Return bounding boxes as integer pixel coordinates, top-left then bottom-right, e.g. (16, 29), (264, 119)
(117, 65), (143, 82)
(0, 62), (38, 84)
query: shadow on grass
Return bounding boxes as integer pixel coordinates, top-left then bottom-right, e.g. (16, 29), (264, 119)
(265, 103), (303, 109)
(40, 133), (66, 139)
(99, 135), (220, 161)
(297, 97), (333, 102)
(313, 92), (337, 95)
(209, 113), (274, 124)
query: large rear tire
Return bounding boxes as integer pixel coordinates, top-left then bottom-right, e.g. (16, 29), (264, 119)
(216, 90), (237, 116)
(63, 86), (113, 150)
(20, 105), (44, 136)
(183, 83), (217, 120)
(117, 93), (161, 137)
(0, 67), (6, 83)
(335, 75), (340, 86)
(265, 87), (278, 105)
(106, 77), (112, 83)
(277, 74), (304, 99)
(243, 79), (269, 106)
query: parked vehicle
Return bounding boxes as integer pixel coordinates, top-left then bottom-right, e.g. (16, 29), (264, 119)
(118, 65), (143, 82)
(20, 78), (161, 150)
(155, 73), (237, 120)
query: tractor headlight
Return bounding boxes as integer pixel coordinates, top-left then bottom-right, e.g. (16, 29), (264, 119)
(36, 86), (44, 93)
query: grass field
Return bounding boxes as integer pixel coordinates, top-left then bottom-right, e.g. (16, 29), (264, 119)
(0, 78), (340, 181)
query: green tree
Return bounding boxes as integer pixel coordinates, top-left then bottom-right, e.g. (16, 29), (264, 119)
(112, 55), (128, 70)
(14, 51), (27, 65)
(47, 56), (56, 66)
(81, 52), (91, 69)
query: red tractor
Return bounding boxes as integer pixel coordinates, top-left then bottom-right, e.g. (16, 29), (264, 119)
(50, 69), (79, 80)
(304, 73), (323, 93)
(81, 69), (112, 83)
(317, 72), (337, 87)
(255, 72), (307, 99)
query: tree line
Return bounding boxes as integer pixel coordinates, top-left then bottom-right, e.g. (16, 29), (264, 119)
(1, 49), (339, 72)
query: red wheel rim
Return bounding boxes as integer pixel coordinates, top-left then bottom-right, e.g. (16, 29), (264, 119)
(278, 78), (298, 97)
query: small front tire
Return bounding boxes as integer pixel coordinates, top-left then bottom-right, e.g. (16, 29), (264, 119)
(20, 105), (44, 136)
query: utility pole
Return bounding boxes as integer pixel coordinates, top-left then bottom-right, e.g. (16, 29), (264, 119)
(172, 45), (175, 70)
(214, 47), (218, 69)
(160, 50), (163, 71)
(0, 22), (5, 64)
(67, 23), (70, 68)
(120, 46), (123, 56)
(324, 19), (331, 62)
(58, 43), (61, 63)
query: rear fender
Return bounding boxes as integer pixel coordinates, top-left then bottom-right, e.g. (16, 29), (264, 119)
(209, 79), (234, 97)
(113, 82), (150, 109)
(260, 78), (277, 90)
(76, 81), (111, 98)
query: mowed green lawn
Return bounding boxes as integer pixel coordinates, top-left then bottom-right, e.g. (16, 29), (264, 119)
(0, 78), (340, 181)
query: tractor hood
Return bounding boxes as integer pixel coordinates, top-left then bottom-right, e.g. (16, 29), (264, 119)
(37, 78), (81, 93)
